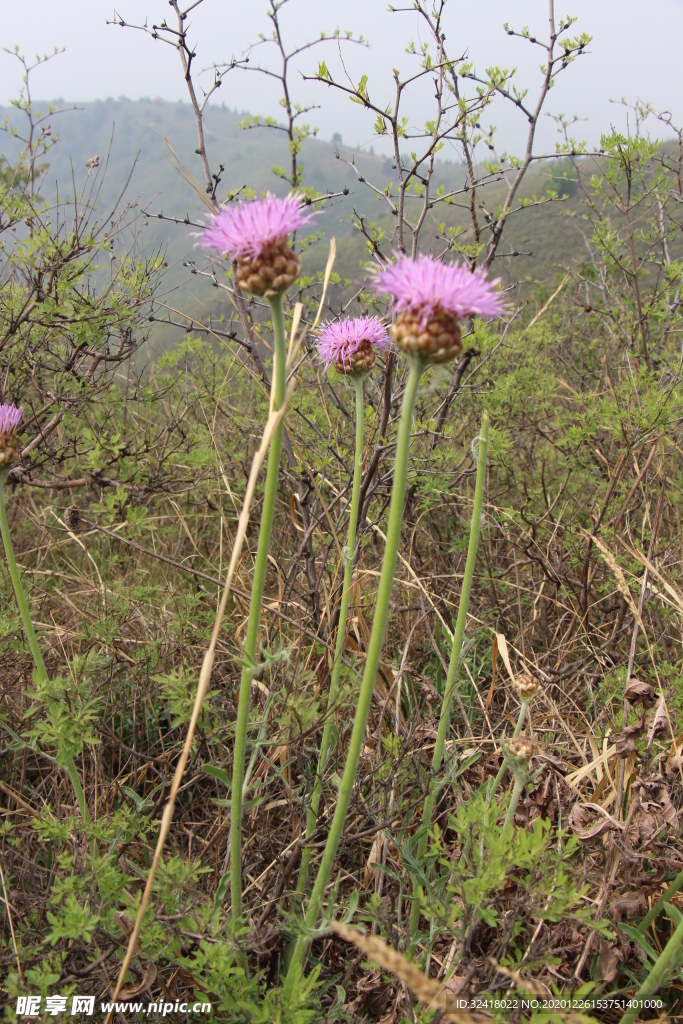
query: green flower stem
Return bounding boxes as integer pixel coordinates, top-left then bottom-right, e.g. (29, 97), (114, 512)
(489, 700), (528, 799)
(0, 474), (89, 824)
(285, 356), (423, 989)
(230, 292), (287, 930)
(295, 373), (364, 897)
(409, 410), (489, 937)
(503, 771), (526, 829)
(618, 911), (683, 1024)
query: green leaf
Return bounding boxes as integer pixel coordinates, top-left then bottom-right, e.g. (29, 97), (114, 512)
(213, 872), (231, 910)
(664, 901), (683, 928)
(203, 763), (230, 788)
(618, 923), (659, 963)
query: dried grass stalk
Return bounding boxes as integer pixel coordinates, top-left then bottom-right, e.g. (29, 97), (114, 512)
(329, 921), (486, 1023)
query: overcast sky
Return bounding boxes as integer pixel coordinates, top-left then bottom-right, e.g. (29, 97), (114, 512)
(1, 0), (683, 156)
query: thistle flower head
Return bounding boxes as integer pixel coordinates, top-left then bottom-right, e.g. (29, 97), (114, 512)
(0, 403), (23, 468)
(317, 316), (390, 374)
(197, 192), (315, 261)
(0, 404), (22, 435)
(373, 252), (506, 327)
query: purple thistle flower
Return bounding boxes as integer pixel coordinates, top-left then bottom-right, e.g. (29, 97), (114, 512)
(196, 192), (316, 260)
(0, 404), (22, 435)
(372, 252), (505, 327)
(317, 316), (390, 370)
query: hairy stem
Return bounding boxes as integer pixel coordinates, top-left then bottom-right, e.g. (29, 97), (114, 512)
(0, 474), (88, 823)
(295, 374), (364, 896)
(409, 410), (489, 937)
(285, 356), (423, 988)
(229, 293), (287, 930)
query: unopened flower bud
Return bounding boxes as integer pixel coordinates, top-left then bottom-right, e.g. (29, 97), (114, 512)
(513, 673), (540, 702)
(64, 506), (82, 533)
(506, 735), (541, 763)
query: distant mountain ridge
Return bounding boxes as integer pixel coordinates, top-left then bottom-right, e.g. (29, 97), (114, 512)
(1, 98), (588, 342)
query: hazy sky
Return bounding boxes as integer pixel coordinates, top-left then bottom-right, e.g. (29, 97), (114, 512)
(2, 0), (683, 156)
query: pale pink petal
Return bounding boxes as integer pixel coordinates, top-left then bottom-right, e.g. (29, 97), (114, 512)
(0, 403), (23, 435)
(372, 252), (506, 325)
(196, 192), (316, 260)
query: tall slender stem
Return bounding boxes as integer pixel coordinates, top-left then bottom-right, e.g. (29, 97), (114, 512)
(0, 475), (88, 823)
(229, 293), (287, 929)
(295, 373), (364, 896)
(409, 410), (489, 937)
(618, 913), (683, 1024)
(503, 772), (526, 829)
(285, 357), (424, 988)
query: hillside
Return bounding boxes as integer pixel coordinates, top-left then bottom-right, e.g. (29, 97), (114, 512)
(1, 98), (591, 339)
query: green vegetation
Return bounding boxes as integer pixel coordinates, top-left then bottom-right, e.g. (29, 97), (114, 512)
(2, 7), (683, 1023)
